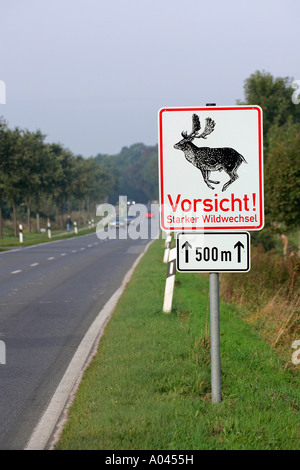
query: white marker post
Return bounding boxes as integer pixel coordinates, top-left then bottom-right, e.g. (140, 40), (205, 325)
(19, 224), (23, 244)
(47, 219), (51, 239)
(163, 233), (172, 263)
(74, 221), (78, 234)
(163, 247), (176, 313)
(164, 231), (171, 246)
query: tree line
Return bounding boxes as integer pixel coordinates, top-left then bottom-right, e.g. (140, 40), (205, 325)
(0, 120), (159, 238)
(95, 142), (159, 205)
(0, 122), (115, 236)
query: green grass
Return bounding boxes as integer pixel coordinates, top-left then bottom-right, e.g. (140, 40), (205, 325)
(55, 239), (299, 450)
(0, 226), (94, 249)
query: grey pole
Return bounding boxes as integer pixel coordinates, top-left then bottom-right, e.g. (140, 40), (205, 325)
(205, 102), (221, 403)
(209, 272), (222, 403)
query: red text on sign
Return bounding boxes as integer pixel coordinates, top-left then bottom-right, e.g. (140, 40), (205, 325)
(167, 193), (256, 213)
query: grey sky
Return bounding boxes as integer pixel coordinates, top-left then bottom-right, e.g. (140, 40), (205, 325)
(0, 0), (299, 156)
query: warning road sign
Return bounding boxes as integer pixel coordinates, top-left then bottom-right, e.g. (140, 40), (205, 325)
(158, 106), (264, 231)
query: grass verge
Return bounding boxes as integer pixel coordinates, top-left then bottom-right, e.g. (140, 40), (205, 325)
(0, 226), (94, 249)
(220, 245), (300, 363)
(54, 238), (299, 450)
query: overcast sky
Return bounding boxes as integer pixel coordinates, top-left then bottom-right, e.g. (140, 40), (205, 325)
(0, 0), (299, 156)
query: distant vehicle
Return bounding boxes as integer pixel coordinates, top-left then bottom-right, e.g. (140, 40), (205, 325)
(145, 212), (155, 218)
(109, 217), (126, 228)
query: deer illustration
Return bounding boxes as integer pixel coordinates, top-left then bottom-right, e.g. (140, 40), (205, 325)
(174, 114), (247, 191)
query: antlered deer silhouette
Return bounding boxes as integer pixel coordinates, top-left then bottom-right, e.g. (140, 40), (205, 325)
(174, 114), (247, 191)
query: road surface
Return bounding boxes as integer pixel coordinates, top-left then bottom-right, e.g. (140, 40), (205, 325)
(0, 228), (155, 449)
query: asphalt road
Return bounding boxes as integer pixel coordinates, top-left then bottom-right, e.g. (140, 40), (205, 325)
(0, 227), (155, 449)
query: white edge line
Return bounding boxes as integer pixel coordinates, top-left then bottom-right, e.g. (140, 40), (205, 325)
(24, 239), (154, 451)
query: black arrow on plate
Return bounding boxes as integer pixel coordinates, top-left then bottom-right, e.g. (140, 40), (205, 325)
(182, 241), (192, 263)
(234, 241), (244, 263)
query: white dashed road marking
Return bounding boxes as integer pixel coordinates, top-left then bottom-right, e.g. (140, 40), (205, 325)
(8, 238), (97, 278)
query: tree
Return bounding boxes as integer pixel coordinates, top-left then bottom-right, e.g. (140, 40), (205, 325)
(95, 143), (158, 204)
(1, 127), (24, 236)
(239, 70), (300, 149)
(50, 144), (75, 228)
(16, 129), (49, 232)
(32, 142), (62, 231)
(264, 119), (300, 232)
(72, 156), (115, 223)
(0, 118), (9, 236)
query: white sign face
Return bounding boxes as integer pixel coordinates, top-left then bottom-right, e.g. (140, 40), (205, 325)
(176, 232), (250, 272)
(158, 106), (264, 231)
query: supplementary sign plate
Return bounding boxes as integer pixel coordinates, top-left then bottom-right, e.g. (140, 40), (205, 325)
(176, 232), (250, 272)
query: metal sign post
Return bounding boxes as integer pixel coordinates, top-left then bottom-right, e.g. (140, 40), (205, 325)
(209, 272), (221, 402)
(176, 231), (250, 403)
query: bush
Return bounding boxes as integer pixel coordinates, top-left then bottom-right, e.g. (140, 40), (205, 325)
(220, 246), (300, 360)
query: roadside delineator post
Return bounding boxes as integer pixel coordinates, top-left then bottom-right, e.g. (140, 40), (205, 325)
(163, 233), (172, 263)
(74, 221), (78, 234)
(163, 247), (176, 313)
(47, 219), (51, 239)
(164, 231), (171, 246)
(19, 224), (23, 244)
